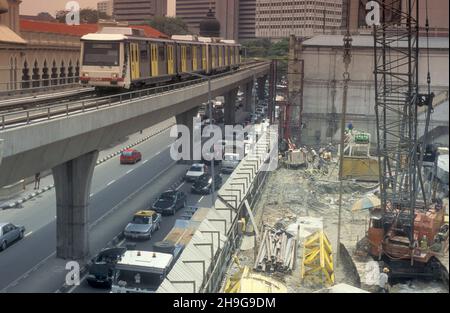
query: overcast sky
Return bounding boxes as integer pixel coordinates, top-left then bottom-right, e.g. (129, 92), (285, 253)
(20, 0), (175, 17)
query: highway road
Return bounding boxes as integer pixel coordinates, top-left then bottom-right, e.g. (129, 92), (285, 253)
(0, 123), (181, 292)
(0, 108), (249, 293)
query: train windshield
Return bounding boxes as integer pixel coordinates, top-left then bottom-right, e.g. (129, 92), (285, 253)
(83, 42), (120, 66)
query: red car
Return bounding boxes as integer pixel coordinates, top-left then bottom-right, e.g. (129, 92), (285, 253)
(120, 149), (142, 164)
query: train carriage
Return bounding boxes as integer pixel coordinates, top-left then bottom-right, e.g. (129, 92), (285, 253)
(80, 27), (242, 90)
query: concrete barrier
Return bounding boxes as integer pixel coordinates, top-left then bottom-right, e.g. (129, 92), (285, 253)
(0, 180), (25, 201)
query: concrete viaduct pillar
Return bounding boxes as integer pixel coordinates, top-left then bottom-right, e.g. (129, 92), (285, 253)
(175, 106), (200, 162)
(52, 150), (98, 260)
(257, 75), (268, 102)
(243, 81), (254, 112)
(224, 88), (238, 125)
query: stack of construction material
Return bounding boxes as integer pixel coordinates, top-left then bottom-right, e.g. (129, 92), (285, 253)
(253, 225), (297, 274)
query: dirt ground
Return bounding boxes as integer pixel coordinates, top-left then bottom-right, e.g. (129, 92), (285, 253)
(224, 159), (449, 293)
(226, 159), (377, 292)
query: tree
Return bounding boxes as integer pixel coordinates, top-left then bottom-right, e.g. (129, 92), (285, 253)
(57, 8), (111, 24)
(147, 16), (191, 36)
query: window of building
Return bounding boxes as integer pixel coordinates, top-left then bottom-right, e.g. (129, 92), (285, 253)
(22, 60), (30, 89)
(32, 60), (40, 88)
(68, 60), (74, 83)
(60, 61), (66, 84)
(42, 60), (49, 87)
(51, 60), (58, 85)
(75, 60), (80, 82)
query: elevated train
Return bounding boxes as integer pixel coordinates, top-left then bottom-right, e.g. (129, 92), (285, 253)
(79, 27), (242, 90)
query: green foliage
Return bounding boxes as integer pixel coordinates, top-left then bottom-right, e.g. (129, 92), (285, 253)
(147, 16), (191, 36)
(57, 9), (111, 24)
(241, 37), (289, 59)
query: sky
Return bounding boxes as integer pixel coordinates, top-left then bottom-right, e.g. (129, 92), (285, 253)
(20, 0), (175, 17)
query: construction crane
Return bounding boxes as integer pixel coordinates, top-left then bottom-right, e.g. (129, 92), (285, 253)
(367, 0), (447, 279)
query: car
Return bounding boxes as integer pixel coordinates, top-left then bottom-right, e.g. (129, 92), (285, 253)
(0, 223), (25, 251)
(185, 163), (208, 182)
(191, 173), (223, 194)
(221, 153), (241, 174)
(179, 206), (199, 220)
(123, 210), (161, 240)
(152, 190), (187, 215)
(87, 247), (126, 288)
(120, 148), (142, 164)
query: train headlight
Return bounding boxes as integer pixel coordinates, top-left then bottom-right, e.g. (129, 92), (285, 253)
(82, 73), (89, 77)
(112, 73), (119, 79)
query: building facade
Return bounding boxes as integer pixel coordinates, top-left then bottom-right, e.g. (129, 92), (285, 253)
(255, 0), (344, 39)
(98, 0), (114, 17)
(238, 0), (256, 40)
(342, 0), (449, 36)
(175, 0), (256, 41)
(176, 0), (214, 34)
(295, 35), (449, 146)
(113, 0), (167, 24)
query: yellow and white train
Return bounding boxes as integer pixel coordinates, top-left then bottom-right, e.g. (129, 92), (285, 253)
(80, 27), (242, 89)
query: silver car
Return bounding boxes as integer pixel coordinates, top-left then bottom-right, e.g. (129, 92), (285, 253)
(123, 211), (161, 240)
(0, 222), (25, 251)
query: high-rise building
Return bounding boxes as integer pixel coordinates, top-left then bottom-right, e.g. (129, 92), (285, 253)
(176, 0), (214, 34)
(238, 0), (256, 40)
(113, 0), (167, 24)
(98, 0), (114, 17)
(255, 0), (344, 38)
(175, 0), (255, 41)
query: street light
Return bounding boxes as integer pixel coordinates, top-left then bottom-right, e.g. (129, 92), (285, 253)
(190, 72), (216, 209)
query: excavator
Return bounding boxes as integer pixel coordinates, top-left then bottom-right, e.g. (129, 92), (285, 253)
(365, 0), (448, 280)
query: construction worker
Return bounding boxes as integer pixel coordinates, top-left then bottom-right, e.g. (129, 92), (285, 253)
(347, 121), (354, 133)
(378, 267), (390, 293)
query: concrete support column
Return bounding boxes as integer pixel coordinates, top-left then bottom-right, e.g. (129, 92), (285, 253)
(257, 75), (267, 102)
(243, 81), (254, 112)
(175, 106), (200, 162)
(224, 88), (238, 125)
(52, 150), (99, 260)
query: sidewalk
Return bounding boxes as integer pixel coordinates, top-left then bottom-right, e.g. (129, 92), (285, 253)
(0, 117), (175, 210)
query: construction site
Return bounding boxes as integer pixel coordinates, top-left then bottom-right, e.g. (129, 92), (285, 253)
(220, 0), (449, 294)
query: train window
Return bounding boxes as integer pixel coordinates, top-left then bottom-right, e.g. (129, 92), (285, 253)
(83, 42), (120, 66)
(186, 46), (191, 59)
(158, 46), (165, 61)
(140, 44), (148, 61)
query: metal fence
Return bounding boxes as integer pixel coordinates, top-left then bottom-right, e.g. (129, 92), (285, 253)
(0, 61), (269, 130)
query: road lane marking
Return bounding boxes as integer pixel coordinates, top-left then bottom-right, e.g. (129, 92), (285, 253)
(176, 182), (185, 191)
(107, 180), (116, 187)
(126, 168), (135, 174)
(143, 159), (148, 164)
(199, 196), (205, 202)
(90, 193), (94, 197)
(0, 251), (56, 293)
(6, 155), (179, 293)
(25, 231), (33, 237)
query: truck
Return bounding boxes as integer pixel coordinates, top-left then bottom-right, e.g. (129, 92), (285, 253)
(111, 250), (173, 293)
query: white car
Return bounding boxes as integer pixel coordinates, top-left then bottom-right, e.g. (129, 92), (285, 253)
(185, 163), (208, 182)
